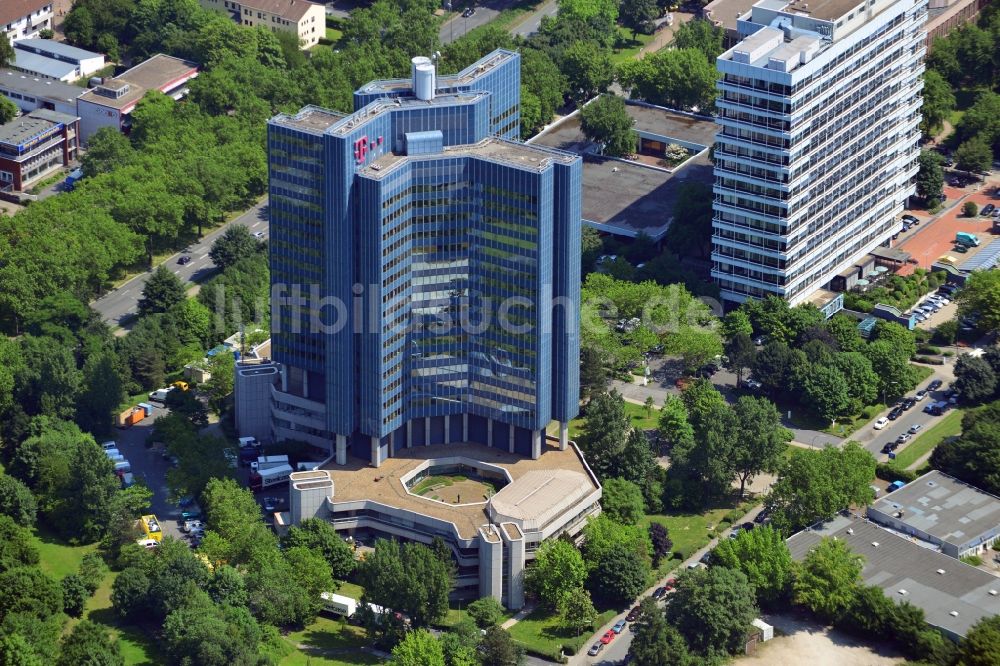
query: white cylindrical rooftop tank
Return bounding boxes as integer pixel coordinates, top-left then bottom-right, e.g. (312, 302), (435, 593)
(414, 63), (436, 101)
(411, 56), (431, 82)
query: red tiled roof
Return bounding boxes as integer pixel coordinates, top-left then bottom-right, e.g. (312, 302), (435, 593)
(237, 0), (321, 22)
(0, 0), (49, 28)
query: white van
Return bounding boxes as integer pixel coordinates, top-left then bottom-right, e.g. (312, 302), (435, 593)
(149, 387), (174, 402)
(101, 441), (118, 450)
(113, 460), (132, 474)
(106, 454), (125, 463)
(103, 448), (121, 458)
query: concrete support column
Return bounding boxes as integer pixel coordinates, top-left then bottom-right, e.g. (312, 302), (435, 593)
(335, 434), (347, 466)
(531, 429), (542, 460)
(425, 418), (431, 446)
(508, 426), (515, 454)
(463, 413), (469, 441)
(487, 418), (493, 448)
(389, 431), (395, 458)
(406, 421), (412, 448)
(559, 422), (569, 451)
(444, 416), (451, 443)
(370, 436), (382, 468)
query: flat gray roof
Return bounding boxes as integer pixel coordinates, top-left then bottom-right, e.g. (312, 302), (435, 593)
(0, 69), (83, 103)
(9, 51), (77, 80)
(531, 108), (716, 239)
(0, 110), (64, 146)
(705, 0), (758, 31)
(14, 38), (102, 62)
(871, 470), (1000, 548)
(788, 515), (1000, 638)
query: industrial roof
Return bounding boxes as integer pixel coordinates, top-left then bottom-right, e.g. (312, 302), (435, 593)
(14, 38), (102, 62)
(0, 109), (73, 147)
(320, 441), (600, 540)
(489, 469), (594, 531)
(787, 515), (1000, 637)
(0, 69), (83, 104)
(959, 238), (1000, 273)
(77, 54), (198, 111)
(870, 470), (1000, 549)
(705, 0), (759, 31)
(9, 50), (78, 80)
(0, 0), (49, 27)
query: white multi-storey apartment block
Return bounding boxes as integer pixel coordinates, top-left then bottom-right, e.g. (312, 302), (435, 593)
(712, 0), (926, 305)
(1, 1), (52, 41)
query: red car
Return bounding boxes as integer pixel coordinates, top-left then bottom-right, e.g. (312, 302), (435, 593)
(663, 577), (677, 591)
(600, 630), (616, 645)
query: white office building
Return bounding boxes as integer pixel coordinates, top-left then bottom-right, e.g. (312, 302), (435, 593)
(711, 0), (926, 305)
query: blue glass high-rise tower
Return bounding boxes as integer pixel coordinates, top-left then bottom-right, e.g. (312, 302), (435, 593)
(266, 50), (582, 467)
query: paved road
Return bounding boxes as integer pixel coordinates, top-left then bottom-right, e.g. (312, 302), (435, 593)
(611, 359), (841, 448)
(569, 504), (766, 665)
(510, 0), (558, 37)
(440, 2), (503, 43)
(110, 405), (187, 541)
(850, 363), (957, 462)
(90, 198), (269, 327)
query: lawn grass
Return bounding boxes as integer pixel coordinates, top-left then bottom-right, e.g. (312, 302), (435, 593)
(642, 506), (739, 561)
(507, 607), (617, 660)
(566, 400), (659, 440)
(32, 527), (99, 580)
(80, 572), (162, 665)
(890, 409), (963, 470)
(278, 616), (384, 666)
(611, 25), (655, 63)
(325, 27), (343, 42)
(336, 581), (365, 600)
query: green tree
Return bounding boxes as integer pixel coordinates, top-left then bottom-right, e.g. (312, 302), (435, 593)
(958, 615), (1000, 666)
(138, 266), (187, 317)
(956, 269), (1000, 334)
(578, 390), (654, 484)
(558, 587), (598, 636)
(831, 352), (879, 412)
(525, 539), (587, 608)
(478, 626), (523, 666)
(864, 340), (915, 400)
(673, 18), (725, 62)
(0, 566), (64, 621)
(620, 0), (658, 39)
(711, 526), (792, 604)
(561, 41), (615, 103)
(392, 629), (445, 666)
(618, 48), (718, 111)
(731, 395), (790, 498)
(110, 566), (150, 622)
(601, 477), (646, 524)
(665, 567), (758, 657)
(953, 354), (997, 404)
(81, 128), (136, 178)
(657, 394), (694, 450)
(794, 363), (851, 423)
(579, 94), (637, 157)
(78, 553), (108, 594)
(76, 351), (125, 436)
(629, 597), (694, 666)
(793, 537), (863, 621)
(204, 350), (235, 414)
(956, 91), (1000, 147)
(0, 475), (37, 525)
(915, 149), (945, 204)
(0, 515), (39, 573)
(281, 517), (356, 580)
(587, 544), (649, 606)
(0, 97), (17, 124)
(61, 574), (90, 617)
(209, 224), (261, 271)
(964, 201), (980, 217)
(769, 443), (875, 534)
(0, 36), (14, 69)
(721, 309), (753, 340)
(556, 0), (619, 26)
(931, 401), (1000, 494)
(0, 633), (44, 666)
(356, 540), (453, 629)
(725, 332), (756, 386)
(955, 135), (993, 174)
(57, 620), (123, 666)
(467, 596), (505, 629)
(919, 70), (955, 136)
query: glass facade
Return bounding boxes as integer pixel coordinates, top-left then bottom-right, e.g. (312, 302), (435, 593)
(267, 50), (581, 463)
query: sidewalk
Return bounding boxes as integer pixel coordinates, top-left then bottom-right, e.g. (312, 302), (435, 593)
(501, 604), (536, 629)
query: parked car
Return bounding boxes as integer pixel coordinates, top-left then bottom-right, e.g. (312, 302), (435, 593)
(626, 606), (642, 622)
(915, 389), (928, 400)
(896, 433), (912, 445)
(663, 577), (677, 591)
(613, 620), (627, 634)
(744, 378), (762, 390)
(253, 231), (265, 239)
(183, 520), (204, 533)
(600, 630), (616, 645)
(888, 408), (903, 420)
(983, 204), (996, 216)
(588, 642), (604, 656)
(874, 417), (890, 430)
(902, 214), (919, 224)
(881, 442), (897, 454)
(928, 379), (942, 391)
(651, 586), (667, 600)
(908, 423), (924, 434)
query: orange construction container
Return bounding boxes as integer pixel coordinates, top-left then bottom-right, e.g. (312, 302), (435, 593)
(126, 409), (144, 426)
(117, 408), (135, 427)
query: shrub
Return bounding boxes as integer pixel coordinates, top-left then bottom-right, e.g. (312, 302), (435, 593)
(875, 463), (917, 483)
(961, 555), (983, 566)
(964, 201), (978, 217)
(917, 344), (941, 355)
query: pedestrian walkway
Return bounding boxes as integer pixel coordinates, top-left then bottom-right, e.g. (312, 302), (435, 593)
(501, 603), (536, 629)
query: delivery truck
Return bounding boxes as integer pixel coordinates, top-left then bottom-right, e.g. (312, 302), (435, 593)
(320, 593), (358, 618)
(254, 455), (290, 472)
(249, 464), (293, 491)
